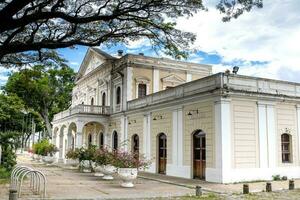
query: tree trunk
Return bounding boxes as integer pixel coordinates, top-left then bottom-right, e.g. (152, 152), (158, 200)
(41, 109), (52, 138)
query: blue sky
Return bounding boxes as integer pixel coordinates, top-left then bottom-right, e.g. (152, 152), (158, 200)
(1, 0), (300, 86)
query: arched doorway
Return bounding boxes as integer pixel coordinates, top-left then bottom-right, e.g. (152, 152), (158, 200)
(192, 129), (206, 179)
(91, 98), (94, 105)
(132, 134), (139, 159)
(112, 131), (118, 150)
(157, 133), (167, 174)
(99, 132), (104, 149)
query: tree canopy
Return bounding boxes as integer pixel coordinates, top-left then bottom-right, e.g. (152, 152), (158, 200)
(4, 64), (76, 137)
(0, 0), (263, 67)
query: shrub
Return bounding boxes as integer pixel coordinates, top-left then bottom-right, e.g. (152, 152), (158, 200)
(0, 145), (16, 171)
(272, 174), (281, 181)
(0, 131), (19, 171)
(33, 139), (58, 156)
(93, 148), (114, 166)
(66, 148), (80, 160)
(0, 166), (11, 179)
(66, 145), (96, 162)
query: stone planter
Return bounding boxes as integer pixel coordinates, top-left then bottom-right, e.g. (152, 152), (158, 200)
(100, 165), (116, 180)
(81, 160), (91, 173)
(117, 168), (138, 188)
(91, 162), (104, 177)
(32, 154), (38, 161)
(36, 155), (43, 162)
(43, 156), (55, 165)
(66, 159), (79, 169)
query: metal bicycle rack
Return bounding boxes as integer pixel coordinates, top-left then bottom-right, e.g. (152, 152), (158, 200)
(10, 165), (47, 198)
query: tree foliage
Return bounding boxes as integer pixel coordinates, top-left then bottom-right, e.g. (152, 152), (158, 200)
(0, 0), (263, 67)
(4, 64), (76, 137)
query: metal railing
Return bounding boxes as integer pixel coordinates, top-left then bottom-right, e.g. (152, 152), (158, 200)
(53, 104), (110, 121)
(10, 165), (47, 198)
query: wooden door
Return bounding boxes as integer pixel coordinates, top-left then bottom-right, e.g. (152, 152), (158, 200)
(158, 133), (167, 174)
(193, 131), (206, 179)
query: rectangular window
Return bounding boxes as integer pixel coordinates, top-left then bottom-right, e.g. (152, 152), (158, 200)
(138, 84), (147, 98)
(281, 134), (291, 163)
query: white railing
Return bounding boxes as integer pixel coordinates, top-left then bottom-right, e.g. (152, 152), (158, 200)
(127, 73), (300, 110)
(53, 105), (110, 121)
(127, 74), (221, 110)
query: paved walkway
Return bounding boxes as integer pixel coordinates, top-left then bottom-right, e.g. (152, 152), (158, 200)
(139, 171), (300, 194)
(0, 155), (194, 200)
(1, 154), (300, 199)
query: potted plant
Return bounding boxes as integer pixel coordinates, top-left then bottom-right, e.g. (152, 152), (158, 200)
(77, 146), (96, 173)
(43, 143), (59, 165)
(32, 142), (43, 162)
(94, 148), (116, 180)
(113, 150), (151, 187)
(65, 148), (80, 168)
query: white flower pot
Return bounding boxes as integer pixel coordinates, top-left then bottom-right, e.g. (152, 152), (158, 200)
(66, 159), (79, 168)
(91, 162), (104, 177)
(36, 155), (43, 162)
(100, 165), (116, 180)
(43, 156), (55, 165)
(81, 160), (91, 173)
(117, 168), (138, 188)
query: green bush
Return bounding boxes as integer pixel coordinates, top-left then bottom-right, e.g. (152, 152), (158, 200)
(66, 145), (96, 162)
(33, 139), (58, 156)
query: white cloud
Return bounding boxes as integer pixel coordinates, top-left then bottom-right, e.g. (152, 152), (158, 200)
(176, 0), (300, 82)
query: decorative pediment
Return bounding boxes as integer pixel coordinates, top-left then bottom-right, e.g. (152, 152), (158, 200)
(77, 47), (115, 80)
(135, 76), (150, 84)
(161, 74), (185, 84)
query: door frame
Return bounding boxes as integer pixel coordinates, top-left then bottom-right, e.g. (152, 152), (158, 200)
(157, 132), (167, 174)
(192, 129), (206, 180)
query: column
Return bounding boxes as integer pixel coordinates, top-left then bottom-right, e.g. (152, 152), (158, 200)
(153, 69), (160, 93)
(296, 105), (300, 165)
(126, 67), (133, 101)
(167, 107), (186, 177)
(172, 109), (178, 165)
(213, 98), (231, 183)
(120, 115), (128, 151)
(144, 112), (154, 172)
(76, 122), (84, 148)
(257, 103), (268, 168)
(267, 104), (276, 168)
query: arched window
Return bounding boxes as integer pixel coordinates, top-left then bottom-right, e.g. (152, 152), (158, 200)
(132, 134), (139, 158)
(99, 132), (104, 149)
(102, 93), (106, 106)
(138, 84), (147, 98)
(112, 131), (118, 150)
(91, 98), (94, 105)
(88, 134), (92, 147)
(116, 87), (121, 105)
(281, 133), (292, 163)
(82, 102), (84, 105)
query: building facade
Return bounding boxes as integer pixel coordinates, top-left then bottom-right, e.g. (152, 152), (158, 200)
(52, 47), (300, 183)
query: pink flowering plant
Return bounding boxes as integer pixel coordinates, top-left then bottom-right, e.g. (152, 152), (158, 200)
(111, 150), (151, 169)
(93, 147), (114, 165)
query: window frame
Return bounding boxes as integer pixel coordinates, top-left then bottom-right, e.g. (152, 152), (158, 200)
(281, 133), (292, 163)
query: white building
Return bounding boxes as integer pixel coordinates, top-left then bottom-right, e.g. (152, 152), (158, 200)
(52, 47), (300, 183)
